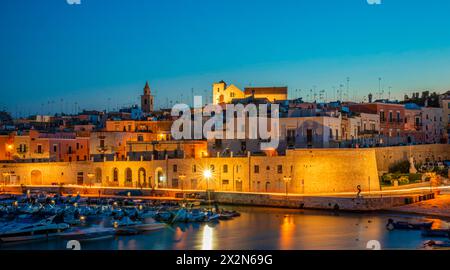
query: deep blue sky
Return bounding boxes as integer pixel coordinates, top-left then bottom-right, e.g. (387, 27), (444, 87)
(1, 0), (450, 116)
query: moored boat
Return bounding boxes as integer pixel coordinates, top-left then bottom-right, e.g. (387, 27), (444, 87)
(58, 226), (115, 242)
(421, 229), (450, 238)
(386, 219), (433, 231)
(0, 216), (69, 243)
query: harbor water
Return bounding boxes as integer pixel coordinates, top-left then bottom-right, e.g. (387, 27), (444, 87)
(1, 206), (449, 250)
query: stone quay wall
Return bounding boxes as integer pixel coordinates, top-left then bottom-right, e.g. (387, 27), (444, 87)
(0, 145), (448, 196)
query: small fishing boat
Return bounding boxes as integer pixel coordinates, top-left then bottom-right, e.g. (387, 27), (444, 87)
(386, 219), (433, 231)
(421, 229), (450, 238)
(0, 216), (69, 243)
(205, 212), (220, 222)
(187, 209), (206, 222)
(154, 211), (172, 222)
(423, 240), (450, 249)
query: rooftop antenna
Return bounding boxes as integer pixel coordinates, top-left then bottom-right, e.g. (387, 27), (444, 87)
(313, 85), (317, 102)
(378, 77), (382, 99)
(332, 86), (336, 101)
(346, 77), (350, 101)
(388, 86), (392, 100)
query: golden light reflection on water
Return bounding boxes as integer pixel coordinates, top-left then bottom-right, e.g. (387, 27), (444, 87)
(202, 225), (214, 250)
(279, 215), (296, 250)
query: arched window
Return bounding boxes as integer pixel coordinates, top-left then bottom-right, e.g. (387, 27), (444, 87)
(125, 168), (132, 183)
(113, 168), (119, 182)
(138, 168), (146, 186)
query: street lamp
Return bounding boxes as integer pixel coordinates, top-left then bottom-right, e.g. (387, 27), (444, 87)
(203, 169), (212, 190)
(203, 169), (212, 207)
(283, 176), (292, 197)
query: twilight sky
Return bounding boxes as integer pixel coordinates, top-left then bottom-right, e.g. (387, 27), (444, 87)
(1, 0), (450, 116)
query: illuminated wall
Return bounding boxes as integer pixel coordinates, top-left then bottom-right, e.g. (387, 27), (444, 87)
(2, 144), (449, 195)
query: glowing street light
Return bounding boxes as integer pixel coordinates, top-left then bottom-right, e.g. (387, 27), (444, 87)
(203, 168), (213, 206)
(203, 168), (213, 190)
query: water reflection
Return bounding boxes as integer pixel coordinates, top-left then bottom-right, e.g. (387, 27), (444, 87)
(201, 225), (214, 250)
(280, 215), (296, 250)
(1, 207), (449, 250)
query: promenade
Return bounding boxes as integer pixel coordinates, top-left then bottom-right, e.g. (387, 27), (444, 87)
(389, 194), (450, 219)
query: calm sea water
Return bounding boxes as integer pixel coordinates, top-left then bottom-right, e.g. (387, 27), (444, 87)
(1, 206), (449, 250)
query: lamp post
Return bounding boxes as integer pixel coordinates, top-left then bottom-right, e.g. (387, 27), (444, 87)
(203, 169), (212, 207)
(283, 176), (292, 197)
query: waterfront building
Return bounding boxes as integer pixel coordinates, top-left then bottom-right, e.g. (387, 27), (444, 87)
(279, 116), (342, 149)
(349, 102), (406, 146)
(357, 113), (381, 147)
(1, 144), (449, 194)
(404, 103), (425, 144)
(0, 130), (89, 162)
(421, 106), (444, 144)
(440, 91), (450, 143)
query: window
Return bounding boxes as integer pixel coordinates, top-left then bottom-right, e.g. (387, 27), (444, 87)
(396, 112), (400, 122)
(254, 165), (260, 174)
(389, 112), (393, 122)
(77, 172), (84, 185)
(266, 166), (270, 171)
(277, 165), (283, 174)
(380, 111), (385, 122)
(223, 164), (228, 173)
(53, 145), (57, 152)
(125, 168), (132, 183)
(192, 165), (196, 173)
(222, 180), (229, 185)
(100, 139), (105, 148)
(76, 143), (80, 150)
(37, 144), (42, 154)
(113, 168), (119, 182)
(173, 164), (178, 173)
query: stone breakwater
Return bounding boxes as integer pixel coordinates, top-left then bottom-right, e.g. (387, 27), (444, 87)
(209, 191), (437, 211)
(1, 186), (437, 212)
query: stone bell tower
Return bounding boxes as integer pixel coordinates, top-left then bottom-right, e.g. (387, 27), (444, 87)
(141, 81), (154, 113)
